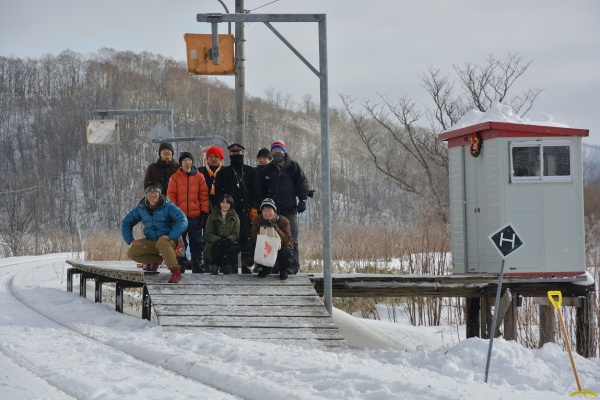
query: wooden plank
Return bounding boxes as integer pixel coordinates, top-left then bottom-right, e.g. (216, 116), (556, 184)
(159, 325), (347, 346)
(149, 294), (324, 306)
(145, 285), (317, 296)
(154, 305), (331, 317)
(158, 316), (338, 328)
(161, 326), (345, 340)
(146, 274), (314, 286)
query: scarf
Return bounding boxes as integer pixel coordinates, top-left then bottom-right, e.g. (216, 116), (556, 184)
(206, 163), (222, 195)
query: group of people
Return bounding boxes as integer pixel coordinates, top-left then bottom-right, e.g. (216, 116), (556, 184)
(120, 139), (311, 283)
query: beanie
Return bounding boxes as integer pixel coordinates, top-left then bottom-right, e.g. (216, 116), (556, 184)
(256, 147), (272, 160)
(178, 151), (194, 165)
(145, 183), (162, 194)
(158, 142), (174, 156)
(260, 198), (277, 212)
(270, 139), (286, 153)
(205, 145), (225, 161)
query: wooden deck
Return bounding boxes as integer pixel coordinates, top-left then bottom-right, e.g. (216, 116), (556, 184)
(65, 260), (347, 349)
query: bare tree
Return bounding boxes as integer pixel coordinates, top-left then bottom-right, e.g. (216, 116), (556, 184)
(343, 52), (542, 220)
(0, 187), (35, 256)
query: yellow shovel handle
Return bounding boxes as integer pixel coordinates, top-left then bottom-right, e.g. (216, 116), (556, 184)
(548, 290), (562, 309)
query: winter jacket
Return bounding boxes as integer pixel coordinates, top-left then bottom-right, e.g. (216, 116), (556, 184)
(121, 196), (188, 244)
(260, 155), (309, 215)
(167, 166), (210, 217)
(215, 163), (262, 216)
(143, 158), (180, 192)
(250, 214), (293, 248)
(203, 207), (240, 260)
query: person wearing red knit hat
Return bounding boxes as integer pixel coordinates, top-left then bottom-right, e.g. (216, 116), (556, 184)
(199, 145), (225, 210)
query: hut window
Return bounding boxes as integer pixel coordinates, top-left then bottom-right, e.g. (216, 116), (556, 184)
(510, 141), (572, 183)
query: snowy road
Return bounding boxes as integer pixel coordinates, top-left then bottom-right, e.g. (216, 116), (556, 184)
(1, 254), (597, 400)
(1, 256), (237, 399)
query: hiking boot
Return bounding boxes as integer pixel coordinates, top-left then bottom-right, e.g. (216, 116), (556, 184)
(280, 268), (288, 281)
(210, 265), (219, 275)
(287, 267), (297, 275)
(168, 268), (182, 283)
(241, 266), (252, 274)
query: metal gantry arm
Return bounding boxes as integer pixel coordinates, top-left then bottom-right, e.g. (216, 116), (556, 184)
(196, 13), (333, 315)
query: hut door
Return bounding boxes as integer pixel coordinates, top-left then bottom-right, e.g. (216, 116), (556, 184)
(463, 146), (487, 273)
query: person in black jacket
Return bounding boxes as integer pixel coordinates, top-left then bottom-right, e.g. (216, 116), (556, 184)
(143, 142), (180, 193)
(214, 143), (262, 273)
(260, 139), (309, 274)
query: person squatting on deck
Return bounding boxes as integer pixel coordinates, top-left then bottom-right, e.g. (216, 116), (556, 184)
(121, 183), (188, 283)
(204, 194), (241, 275)
(167, 151), (210, 273)
(251, 198), (294, 280)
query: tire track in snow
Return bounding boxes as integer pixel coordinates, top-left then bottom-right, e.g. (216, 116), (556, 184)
(2, 261), (242, 400)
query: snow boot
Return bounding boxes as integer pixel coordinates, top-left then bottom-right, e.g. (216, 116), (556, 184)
(241, 266), (252, 274)
(279, 268), (288, 281)
(168, 268), (182, 283)
(191, 258), (204, 273)
(143, 257), (163, 272)
(210, 265), (219, 275)
(221, 264), (232, 275)
(257, 267), (270, 278)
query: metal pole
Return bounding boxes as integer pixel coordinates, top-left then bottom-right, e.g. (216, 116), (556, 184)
(234, 0), (245, 145)
(484, 259), (505, 383)
(318, 16), (332, 315)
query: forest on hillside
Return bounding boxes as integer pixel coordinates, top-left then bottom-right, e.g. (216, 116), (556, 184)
(0, 49), (418, 256)
(0, 49), (599, 261)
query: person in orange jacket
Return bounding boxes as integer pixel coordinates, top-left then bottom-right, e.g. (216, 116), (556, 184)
(167, 151), (210, 273)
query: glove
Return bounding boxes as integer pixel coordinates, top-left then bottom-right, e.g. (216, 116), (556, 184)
(297, 200), (306, 213)
(200, 212), (208, 229)
(249, 207), (258, 222)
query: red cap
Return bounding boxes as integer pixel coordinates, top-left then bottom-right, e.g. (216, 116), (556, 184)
(205, 146), (224, 161)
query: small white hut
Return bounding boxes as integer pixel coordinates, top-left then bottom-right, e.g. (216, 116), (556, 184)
(438, 112), (589, 276)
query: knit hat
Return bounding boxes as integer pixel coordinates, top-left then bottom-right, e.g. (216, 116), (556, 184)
(205, 145), (225, 161)
(178, 151), (194, 165)
(256, 147), (272, 160)
(260, 198), (277, 212)
(227, 143), (246, 153)
(158, 142), (174, 156)
(145, 183), (162, 194)
(270, 139), (286, 153)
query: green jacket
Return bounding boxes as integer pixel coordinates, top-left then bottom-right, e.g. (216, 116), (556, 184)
(203, 207), (240, 259)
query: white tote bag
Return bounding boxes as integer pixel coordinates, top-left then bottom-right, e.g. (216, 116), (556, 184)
(254, 226), (282, 267)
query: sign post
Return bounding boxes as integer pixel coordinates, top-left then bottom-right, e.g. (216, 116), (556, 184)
(484, 223), (525, 383)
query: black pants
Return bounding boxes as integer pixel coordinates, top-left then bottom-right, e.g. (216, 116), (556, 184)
(210, 238), (241, 266)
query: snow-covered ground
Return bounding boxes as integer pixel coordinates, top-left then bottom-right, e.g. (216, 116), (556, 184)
(1, 254), (598, 399)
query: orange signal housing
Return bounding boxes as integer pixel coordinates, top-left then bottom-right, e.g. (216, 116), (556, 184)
(183, 33), (235, 75)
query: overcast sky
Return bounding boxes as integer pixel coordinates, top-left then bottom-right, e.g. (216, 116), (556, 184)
(1, 0), (598, 145)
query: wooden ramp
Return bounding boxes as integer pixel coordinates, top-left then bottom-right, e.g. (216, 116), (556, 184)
(145, 273), (347, 349)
